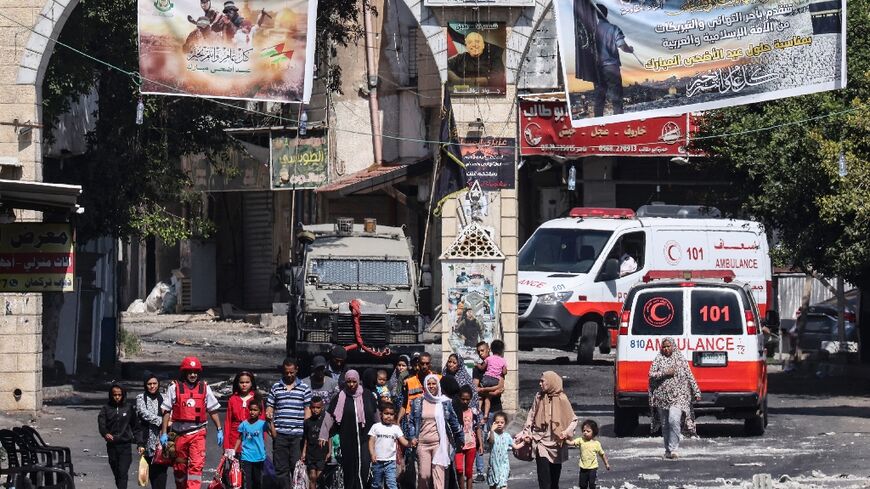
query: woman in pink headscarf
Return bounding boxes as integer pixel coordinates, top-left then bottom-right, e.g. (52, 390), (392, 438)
(319, 369), (379, 489)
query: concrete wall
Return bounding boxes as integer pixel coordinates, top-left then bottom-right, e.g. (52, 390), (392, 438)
(0, 293), (43, 411)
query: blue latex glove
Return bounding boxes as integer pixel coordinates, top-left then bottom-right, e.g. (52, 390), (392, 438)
(159, 433), (169, 446)
(216, 429), (224, 447)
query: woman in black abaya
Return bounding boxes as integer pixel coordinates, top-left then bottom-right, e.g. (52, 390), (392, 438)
(320, 369), (379, 489)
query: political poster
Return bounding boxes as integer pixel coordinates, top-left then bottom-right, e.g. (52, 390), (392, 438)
(0, 224), (75, 292)
(270, 133), (328, 189)
(553, 0), (846, 127)
(459, 137), (516, 189)
(138, 0), (317, 103)
(520, 99), (695, 157)
(427, 0), (533, 6)
(444, 262), (503, 362)
(447, 22), (507, 96)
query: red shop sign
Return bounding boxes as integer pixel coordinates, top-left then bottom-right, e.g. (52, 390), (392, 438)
(519, 100), (695, 157)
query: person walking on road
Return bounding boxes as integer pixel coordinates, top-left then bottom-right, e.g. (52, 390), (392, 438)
(648, 337), (701, 459)
(319, 369), (379, 489)
(266, 357), (312, 489)
(135, 374), (168, 489)
(568, 420), (610, 489)
(99, 384), (139, 489)
(160, 357), (223, 489)
(521, 371), (578, 489)
(326, 345), (348, 382)
(407, 374), (464, 489)
(224, 370), (263, 459)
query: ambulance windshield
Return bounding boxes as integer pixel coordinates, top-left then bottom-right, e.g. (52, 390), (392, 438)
(519, 229), (612, 273)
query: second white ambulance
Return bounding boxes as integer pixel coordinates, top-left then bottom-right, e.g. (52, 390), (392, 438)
(517, 205), (773, 363)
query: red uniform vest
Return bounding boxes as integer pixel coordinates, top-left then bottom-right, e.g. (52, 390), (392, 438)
(172, 381), (208, 423)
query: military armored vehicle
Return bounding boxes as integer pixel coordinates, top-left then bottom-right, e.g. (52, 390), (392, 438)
(286, 218), (425, 366)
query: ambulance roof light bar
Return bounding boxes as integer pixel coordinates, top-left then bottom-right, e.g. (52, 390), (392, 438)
(568, 207), (636, 219)
(642, 270), (736, 283)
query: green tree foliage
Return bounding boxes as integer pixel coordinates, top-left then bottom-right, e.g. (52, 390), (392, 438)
(693, 3), (870, 286)
(42, 0), (361, 243)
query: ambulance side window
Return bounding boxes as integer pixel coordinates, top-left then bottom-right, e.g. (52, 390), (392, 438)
(606, 231), (646, 277)
(631, 291), (683, 336)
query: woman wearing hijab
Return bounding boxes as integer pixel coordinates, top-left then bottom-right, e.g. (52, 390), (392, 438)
(319, 369), (379, 489)
(520, 371), (578, 489)
(135, 374), (168, 489)
(442, 353), (479, 408)
(648, 337), (701, 459)
(408, 374), (464, 489)
(389, 355), (412, 399)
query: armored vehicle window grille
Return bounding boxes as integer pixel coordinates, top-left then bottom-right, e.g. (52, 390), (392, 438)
(313, 259), (409, 286)
(359, 260), (409, 285)
(313, 259), (358, 284)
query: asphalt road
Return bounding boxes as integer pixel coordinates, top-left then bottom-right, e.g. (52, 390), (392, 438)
(19, 317), (870, 489)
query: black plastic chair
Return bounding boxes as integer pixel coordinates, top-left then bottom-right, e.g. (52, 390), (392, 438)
(13, 427), (74, 475)
(0, 429), (55, 487)
(1, 466), (75, 488)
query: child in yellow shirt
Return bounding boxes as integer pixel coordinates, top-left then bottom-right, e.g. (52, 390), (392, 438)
(570, 419), (610, 489)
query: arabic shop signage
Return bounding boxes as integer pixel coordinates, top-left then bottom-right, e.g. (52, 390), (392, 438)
(182, 145), (271, 192)
(519, 100), (692, 157)
(0, 223), (75, 292)
(459, 137), (516, 190)
(138, 0), (318, 103)
(552, 0), (846, 128)
(270, 134), (328, 190)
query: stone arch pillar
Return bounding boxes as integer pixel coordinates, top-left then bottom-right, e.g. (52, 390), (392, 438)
(0, 0), (81, 412)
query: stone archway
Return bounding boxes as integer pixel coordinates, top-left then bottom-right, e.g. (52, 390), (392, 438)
(0, 0), (82, 412)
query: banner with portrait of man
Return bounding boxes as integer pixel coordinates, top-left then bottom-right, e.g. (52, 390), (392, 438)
(553, 0), (846, 127)
(447, 22), (507, 96)
(138, 0), (317, 102)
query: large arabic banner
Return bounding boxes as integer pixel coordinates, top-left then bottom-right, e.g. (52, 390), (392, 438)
(0, 224), (75, 292)
(270, 134), (328, 189)
(553, 0), (846, 127)
(138, 0), (317, 103)
(520, 100), (694, 157)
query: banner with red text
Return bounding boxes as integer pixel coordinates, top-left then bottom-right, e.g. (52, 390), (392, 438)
(520, 100), (693, 157)
(0, 224), (75, 292)
(553, 0), (846, 128)
(138, 0), (316, 102)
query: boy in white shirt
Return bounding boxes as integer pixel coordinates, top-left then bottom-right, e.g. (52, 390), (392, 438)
(368, 403), (414, 489)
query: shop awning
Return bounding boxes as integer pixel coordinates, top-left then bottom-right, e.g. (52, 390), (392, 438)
(0, 179), (83, 213)
(316, 159), (431, 197)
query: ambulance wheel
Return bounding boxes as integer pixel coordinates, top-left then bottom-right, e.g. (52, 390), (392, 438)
(576, 322), (597, 364)
(744, 402), (766, 436)
(614, 405), (638, 437)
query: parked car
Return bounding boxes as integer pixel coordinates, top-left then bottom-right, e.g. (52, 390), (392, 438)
(789, 305), (858, 352)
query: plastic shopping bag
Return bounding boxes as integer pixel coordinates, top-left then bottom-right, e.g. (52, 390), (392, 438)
(292, 460), (308, 489)
(228, 457), (243, 489)
(138, 456), (149, 486)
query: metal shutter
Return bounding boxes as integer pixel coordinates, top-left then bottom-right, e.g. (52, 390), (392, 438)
(242, 192), (274, 311)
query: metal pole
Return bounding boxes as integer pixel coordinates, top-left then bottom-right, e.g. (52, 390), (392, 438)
(363, 0), (383, 165)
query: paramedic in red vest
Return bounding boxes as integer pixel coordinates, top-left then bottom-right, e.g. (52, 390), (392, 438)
(159, 356), (222, 489)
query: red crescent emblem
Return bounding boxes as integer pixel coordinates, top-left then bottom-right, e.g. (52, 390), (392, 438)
(643, 297), (675, 328)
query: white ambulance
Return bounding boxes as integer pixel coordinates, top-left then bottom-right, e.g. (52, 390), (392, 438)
(605, 272), (779, 436)
(516, 205), (773, 363)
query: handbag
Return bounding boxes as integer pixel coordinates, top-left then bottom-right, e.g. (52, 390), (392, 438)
(152, 443), (173, 466)
(292, 460), (309, 489)
(208, 456), (228, 489)
(511, 437), (534, 462)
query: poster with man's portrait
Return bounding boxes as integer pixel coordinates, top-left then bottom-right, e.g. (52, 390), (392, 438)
(447, 22), (507, 96)
(444, 262), (502, 360)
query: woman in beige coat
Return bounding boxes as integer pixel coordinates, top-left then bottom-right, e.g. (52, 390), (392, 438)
(521, 371), (578, 489)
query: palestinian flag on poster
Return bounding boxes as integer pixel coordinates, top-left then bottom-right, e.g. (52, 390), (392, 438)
(261, 43), (295, 64)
